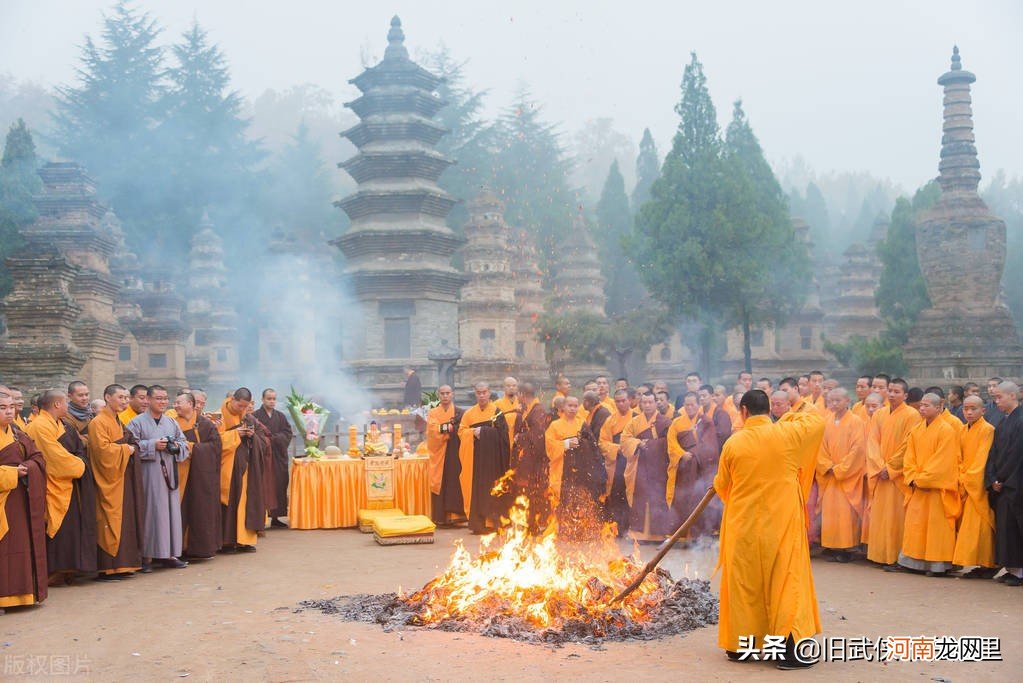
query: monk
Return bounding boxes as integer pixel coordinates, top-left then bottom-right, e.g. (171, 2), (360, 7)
(953, 395), (996, 577)
(985, 381), (1023, 585)
(551, 375), (571, 409)
(595, 375), (615, 413)
(88, 384), (144, 581)
(808, 370), (826, 412)
(620, 393), (673, 542)
(871, 373), (891, 400)
(866, 378), (922, 568)
(493, 377), (520, 448)
(583, 390), (610, 439)
(510, 382), (550, 532)
(698, 384), (731, 445)
(898, 393), (960, 576)
(655, 390), (672, 418)
(173, 392), (222, 559)
(714, 389), (825, 668)
(816, 388), (866, 562)
(737, 371), (753, 394)
(715, 385), (741, 433)
(9, 387), (28, 430)
(545, 396), (605, 539)
(755, 377), (772, 393)
(25, 390), (90, 585)
(668, 393), (721, 540)
(924, 386), (965, 438)
(252, 388), (293, 529)
(0, 390), (48, 613)
(119, 384), (149, 425)
(780, 376), (815, 415)
(219, 388), (267, 552)
(598, 389), (634, 536)
(458, 382), (511, 534)
(65, 381), (93, 435)
(770, 390), (791, 421)
(50, 392), (97, 579)
(426, 385), (465, 526)
(850, 375), (873, 419)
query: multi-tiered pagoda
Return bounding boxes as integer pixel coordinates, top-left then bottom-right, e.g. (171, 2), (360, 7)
(332, 16), (465, 399)
(905, 47), (1023, 385)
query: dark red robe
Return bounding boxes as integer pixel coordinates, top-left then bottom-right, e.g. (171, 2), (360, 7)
(222, 421), (268, 545)
(253, 407), (293, 519)
(181, 415), (222, 557)
(47, 420), (98, 574)
(1, 427), (48, 605)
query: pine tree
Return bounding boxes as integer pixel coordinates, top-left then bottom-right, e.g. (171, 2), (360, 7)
(631, 128), (659, 212)
(490, 87), (575, 277)
(51, 1), (164, 251)
(596, 160), (643, 315)
(0, 119), (41, 298)
(802, 182), (831, 248)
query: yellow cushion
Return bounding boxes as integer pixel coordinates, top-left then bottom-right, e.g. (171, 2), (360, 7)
(357, 508), (404, 526)
(372, 514), (436, 538)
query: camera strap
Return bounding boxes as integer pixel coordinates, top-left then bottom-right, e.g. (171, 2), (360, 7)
(160, 449), (179, 491)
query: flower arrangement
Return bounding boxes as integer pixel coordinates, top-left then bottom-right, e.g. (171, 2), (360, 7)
(286, 386), (330, 458)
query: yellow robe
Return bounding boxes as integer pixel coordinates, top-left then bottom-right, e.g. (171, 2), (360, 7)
(87, 407), (135, 560)
(457, 403), (499, 519)
(544, 415), (586, 504)
(713, 412), (825, 651)
(25, 411), (85, 538)
(816, 411), (865, 550)
(118, 406), (139, 425)
(666, 412), (696, 506)
(493, 396), (520, 449)
(217, 398), (256, 546)
(721, 400), (742, 432)
(425, 404), (455, 496)
(902, 418), (960, 563)
(865, 402), (922, 564)
(598, 409), (632, 497)
(599, 396), (615, 414)
(13, 414), (28, 430)
(0, 426), (16, 542)
(952, 419), (996, 567)
(851, 401), (868, 421)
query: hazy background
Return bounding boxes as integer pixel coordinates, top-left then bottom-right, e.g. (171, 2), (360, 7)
(2, 0), (1021, 193)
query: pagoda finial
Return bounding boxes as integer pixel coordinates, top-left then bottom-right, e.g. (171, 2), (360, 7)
(936, 45), (980, 193)
(951, 45), (961, 70)
(384, 15), (409, 61)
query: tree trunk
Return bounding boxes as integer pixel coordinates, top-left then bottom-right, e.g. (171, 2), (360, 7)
(741, 308), (752, 374)
(614, 350), (631, 381)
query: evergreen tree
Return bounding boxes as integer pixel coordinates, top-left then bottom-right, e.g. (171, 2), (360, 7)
(51, 1), (165, 252)
(490, 87), (575, 277)
(596, 160), (643, 315)
(631, 128), (659, 212)
(984, 171), (1023, 331)
(802, 181), (831, 248)
(0, 119), (41, 298)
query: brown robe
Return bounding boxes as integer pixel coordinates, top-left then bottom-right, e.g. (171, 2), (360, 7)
(252, 419), (277, 516)
(431, 406), (465, 524)
(465, 412), (511, 533)
(629, 413), (674, 537)
(557, 423), (607, 541)
(670, 415), (722, 538)
(511, 400), (551, 533)
(179, 415), (222, 557)
(46, 420), (98, 574)
(253, 407), (293, 518)
(222, 420), (268, 546)
(88, 410), (144, 575)
(1, 427), (48, 605)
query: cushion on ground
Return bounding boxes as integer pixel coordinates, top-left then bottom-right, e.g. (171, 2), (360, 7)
(357, 507), (404, 533)
(372, 515), (436, 545)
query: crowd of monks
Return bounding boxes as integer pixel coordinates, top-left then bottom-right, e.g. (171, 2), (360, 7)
(0, 380), (293, 615)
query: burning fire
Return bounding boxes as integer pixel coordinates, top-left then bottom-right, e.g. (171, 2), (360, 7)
(400, 496), (668, 633)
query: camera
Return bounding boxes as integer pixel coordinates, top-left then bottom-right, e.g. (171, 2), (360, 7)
(164, 438), (181, 456)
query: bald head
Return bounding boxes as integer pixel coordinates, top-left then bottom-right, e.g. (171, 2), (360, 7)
(582, 390), (599, 410)
(827, 387), (850, 417)
(519, 382), (536, 401)
(770, 390), (791, 419)
(919, 392), (942, 421)
(994, 381), (1020, 415)
(963, 394), (986, 424)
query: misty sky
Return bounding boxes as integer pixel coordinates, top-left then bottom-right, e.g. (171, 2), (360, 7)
(2, 0), (1021, 193)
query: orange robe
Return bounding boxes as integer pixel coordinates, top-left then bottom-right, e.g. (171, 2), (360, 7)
(87, 406), (142, 574)
(713, 412), (825, 651)
(598, 409), (633, 496)
(952, 419), (996, 567)
(493, 396), (520, 448)
(865, 402), (922, 564)
(457, 403), (499, 519)
(666, 412), (695, 505)
(25, 411), (85, 539)
(118, 406), (139, 425)
(217, 399), (256, 546)
(426, 404), (456, 496)
(851, 401), (868, 421)
(544, 415), (586, 504)
(816, 411), (866, 550)
(901, 418), (960, 565)
(721, 400), (742, 432)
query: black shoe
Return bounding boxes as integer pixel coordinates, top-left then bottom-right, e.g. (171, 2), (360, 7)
(925, 570), (950, 577)
(219, 545), (238, 554)
(95, 573), (125, 582)
(237, 544), (257, 553)
(160, 558), (189, 569)
(1004, 575), (1023, 586)
(139, 562), (153, 574)
(270, 518), (289, 529)
(725, 650), (743, 661)
(882, 563), (903, 572)
(777, 657), (818, 670)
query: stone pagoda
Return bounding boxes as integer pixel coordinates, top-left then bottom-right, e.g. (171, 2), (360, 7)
(332, 16), (465, 401)
(456, 192), (518, 385)
(0, 162), (122, 393)
(905, 47), (1023, 384)
(184, 212), (239, 393)
(821, 238), (885, 344)
(122, 281), (190, 392)
(512, 228), (548, 381)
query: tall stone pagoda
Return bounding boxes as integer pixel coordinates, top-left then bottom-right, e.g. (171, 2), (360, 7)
(105, 209), (146, 384)
(0, 162), (122, 392)
(456, 192), (518, 384)
(905, 47), (1023, 384)
(332, 16), (465, 400)
(821, 240), (885, 344)
(185, 212), (239, 393)
(550, 215), (607, 315)
(123, 281), (190, 392)
(512, 228), (548, 381)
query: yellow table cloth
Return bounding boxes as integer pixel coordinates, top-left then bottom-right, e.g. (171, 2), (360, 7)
(288, 457), (430, 530)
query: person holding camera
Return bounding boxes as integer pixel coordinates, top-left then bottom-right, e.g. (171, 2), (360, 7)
(126, 385), (190, 572)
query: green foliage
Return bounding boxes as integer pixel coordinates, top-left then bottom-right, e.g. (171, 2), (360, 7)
(631, 128), (659, 211)
(823, 334), (908, 377)
(596, 160), (644, 315)
(798, 182), (831, 250)
(571, 118), (635, 202)
(535, 308), (672, 378)
(984, 171), (1023, 333)
(0, 119), (41, 298)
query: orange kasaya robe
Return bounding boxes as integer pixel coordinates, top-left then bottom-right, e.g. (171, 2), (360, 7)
(493, 396), (520, 449)
(815, 410), (866, 550)
(173, 412), (196, 498)
(218, 399), (256, 546)
(457, 403), (499, 519)
(87, 406), (142, 574)
(599, 396), (615, 414)
(550, 391), (569, 409)
(851, 401), (868, 421)
(118, 406), (139, 426)
(598, 409), (632, 497)
(666, 412), (695, 505)
(864, 402), (922, 564)
(901, 418), (961, 564)
(25, 411), (85, 538)
(721, 400), (743, 432)
(426, 403), (456, 496)
(952, 418), (996, 567)
(713, 411), (825, 652)
(544, 414), (586, 505)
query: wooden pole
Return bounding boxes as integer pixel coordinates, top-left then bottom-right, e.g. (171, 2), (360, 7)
(611, 486), (717, 604)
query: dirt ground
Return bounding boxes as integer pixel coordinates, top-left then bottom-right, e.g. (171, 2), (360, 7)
(2, 525), (1018, 681)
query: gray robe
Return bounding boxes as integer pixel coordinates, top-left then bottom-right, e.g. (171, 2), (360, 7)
(127, 412), (189, 559)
